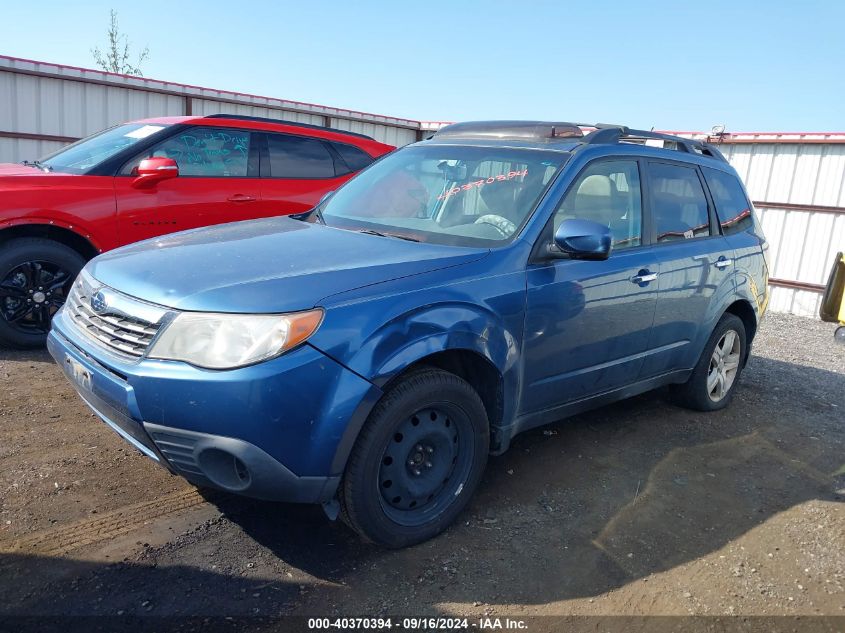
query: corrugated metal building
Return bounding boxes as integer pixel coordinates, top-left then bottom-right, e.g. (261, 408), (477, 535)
(672, 132), (845, 317)
(1, 54), (842, 318)
(0, 54), (421, 162)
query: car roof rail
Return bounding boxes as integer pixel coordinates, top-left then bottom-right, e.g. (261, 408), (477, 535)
(433, 120), (585, 141)
(582, 125), (728, 162)
(202, 114), (375, 141)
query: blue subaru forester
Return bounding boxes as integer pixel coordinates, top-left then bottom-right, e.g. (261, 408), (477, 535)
(48, 121), (769, 547)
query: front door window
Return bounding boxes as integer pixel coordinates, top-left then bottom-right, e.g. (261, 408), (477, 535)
(553, 159), (643, 250)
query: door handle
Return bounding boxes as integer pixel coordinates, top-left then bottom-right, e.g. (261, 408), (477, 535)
(714, 257), (733, 269)
(227, 194), (256, 203)
(631, 271), (658, 284)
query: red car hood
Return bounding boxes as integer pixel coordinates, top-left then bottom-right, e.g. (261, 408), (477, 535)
(0, 163), (72, 177)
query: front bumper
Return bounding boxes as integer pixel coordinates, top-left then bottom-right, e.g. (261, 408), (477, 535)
(47, 314), (379, 504)
(141, 422), (338, 503)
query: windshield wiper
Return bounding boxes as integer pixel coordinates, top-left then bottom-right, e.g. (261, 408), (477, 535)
(21, 160), (52, 172)
(357, 228), (420, 242)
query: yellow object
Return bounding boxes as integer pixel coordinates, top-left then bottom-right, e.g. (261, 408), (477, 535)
(820, 252), (845, 343)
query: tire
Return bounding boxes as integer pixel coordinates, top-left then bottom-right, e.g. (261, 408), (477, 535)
(0, 238), (86, 348)
(339, 368), (489, 548)
(671, 313), (747, 412)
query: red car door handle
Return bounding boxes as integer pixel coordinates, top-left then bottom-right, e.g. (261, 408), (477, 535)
(227, 194), (256, 203)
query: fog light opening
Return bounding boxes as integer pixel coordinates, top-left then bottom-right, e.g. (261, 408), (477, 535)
(197, 448), (252, 491)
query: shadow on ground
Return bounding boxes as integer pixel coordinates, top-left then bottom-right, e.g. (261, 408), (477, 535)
(2, 356), (843, 616)
(214, 356), (845, 609)
(0, 347), (53, 364)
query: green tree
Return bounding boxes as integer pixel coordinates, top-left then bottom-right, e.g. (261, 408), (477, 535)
(91, 10), (149, 76)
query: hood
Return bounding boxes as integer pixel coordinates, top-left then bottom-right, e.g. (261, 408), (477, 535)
(0, 163), (65, 177)
(87, 217), (489, 313)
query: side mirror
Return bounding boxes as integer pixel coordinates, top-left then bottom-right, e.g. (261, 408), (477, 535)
(550, 219), (613, 260)
(132, 157), (179, 189)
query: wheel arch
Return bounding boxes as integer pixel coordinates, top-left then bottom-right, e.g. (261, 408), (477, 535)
(721, 298), (757, 366)
(723, 298), (758, 345)
(343, 299), (521, 419)
(385, 348), (505, 432)
(322, 299), (522, 476)
(329, 343), (509, 476)
(0, 223), (101, 261)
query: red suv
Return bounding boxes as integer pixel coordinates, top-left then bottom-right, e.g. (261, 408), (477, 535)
(0, 114), (394, 347)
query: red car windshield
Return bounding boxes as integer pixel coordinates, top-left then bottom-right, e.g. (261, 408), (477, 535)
(39, 123), (170, 174)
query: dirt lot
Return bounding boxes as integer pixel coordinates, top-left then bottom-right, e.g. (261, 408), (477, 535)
(1, 312), (843, 626)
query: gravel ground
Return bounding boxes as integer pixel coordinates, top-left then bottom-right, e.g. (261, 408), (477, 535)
(0, 311), (843, 626)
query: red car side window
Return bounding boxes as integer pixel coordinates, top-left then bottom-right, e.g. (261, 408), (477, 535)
(122, 127), (253, 177)
(266, 133), (336, 179)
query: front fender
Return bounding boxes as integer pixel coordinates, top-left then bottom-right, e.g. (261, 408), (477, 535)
(319, 300), (525, 475)
(0, 176), (118, 250)
(324, 306), (517, 474)
(0, 216), (108, 252)
(311, 258), (528, 476)
(360, 303), (518, 387)
(331, 302), (521, 468)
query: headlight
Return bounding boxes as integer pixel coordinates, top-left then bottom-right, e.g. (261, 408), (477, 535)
(147, 309), (323, 369)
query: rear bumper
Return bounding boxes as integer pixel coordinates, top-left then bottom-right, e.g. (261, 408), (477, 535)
(47, 320), (376, 504)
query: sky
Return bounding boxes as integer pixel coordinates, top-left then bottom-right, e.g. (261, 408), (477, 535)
(1, 0), (844, 132)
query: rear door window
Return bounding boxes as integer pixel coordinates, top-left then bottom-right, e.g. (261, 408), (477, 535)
(702, 167), (754, 235)
(266, 133), (336, 179)
(647, 162), (711, 242)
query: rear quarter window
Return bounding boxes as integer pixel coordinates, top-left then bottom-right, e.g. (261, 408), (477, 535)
(702, 167), (755, 235)
(331, 142), (375, 173)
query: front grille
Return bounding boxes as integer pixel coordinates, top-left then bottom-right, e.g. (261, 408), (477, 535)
(65, 272), (166, 358)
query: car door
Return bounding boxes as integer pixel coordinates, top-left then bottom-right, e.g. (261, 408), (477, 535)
(113, 126), (262, 244)
(256, 132), (357, 217)
(521, 158), (659, 414)
(638, 160), (736, 378)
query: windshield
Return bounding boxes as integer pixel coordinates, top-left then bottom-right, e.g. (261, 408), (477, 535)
(318, 144), (568, 247)
(38, 123), (170, 174)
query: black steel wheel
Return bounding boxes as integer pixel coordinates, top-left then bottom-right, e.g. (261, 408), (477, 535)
(340, 368), (489, 548)
(0, 238), (85, 348)
(378, 404), (473, 526)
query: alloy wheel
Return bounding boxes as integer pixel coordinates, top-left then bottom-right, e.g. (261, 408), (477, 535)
(0, 260), (72, 334)
(707, 328), (741, 402)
